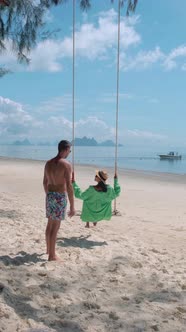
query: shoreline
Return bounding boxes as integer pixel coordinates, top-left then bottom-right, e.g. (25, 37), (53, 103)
(0, 155), (186, 184)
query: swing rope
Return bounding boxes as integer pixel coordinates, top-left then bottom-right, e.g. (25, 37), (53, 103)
(72, 0), (76, 178)
(113, 0), (121, 216)
(72, 0), (120, 215)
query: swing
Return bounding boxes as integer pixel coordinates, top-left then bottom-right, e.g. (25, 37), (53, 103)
(71, 0), (121, 216)
(113, 0), (122, 216)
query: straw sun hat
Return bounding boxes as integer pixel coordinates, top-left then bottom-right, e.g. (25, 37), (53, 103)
(95, 170), (108, 183)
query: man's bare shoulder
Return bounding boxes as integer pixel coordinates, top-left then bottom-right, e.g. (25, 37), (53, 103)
(58, 159), (71, 167)
(45, 157), (71, 169)
(45, 158), (54, 168)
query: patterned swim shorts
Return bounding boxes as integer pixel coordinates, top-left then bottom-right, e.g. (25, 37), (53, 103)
(46, 192), (67, 221)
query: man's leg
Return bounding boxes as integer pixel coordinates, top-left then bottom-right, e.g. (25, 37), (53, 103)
(45, 219), (52, 254)
(48, 220), (61, 261)
(85, 222), (89, 228)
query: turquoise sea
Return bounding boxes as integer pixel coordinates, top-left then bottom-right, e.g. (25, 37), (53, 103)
(0, 145), (185, 175)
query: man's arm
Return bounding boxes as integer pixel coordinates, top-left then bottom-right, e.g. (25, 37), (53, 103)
(65, 163), (75, 217)
(43, 164), (48, 194)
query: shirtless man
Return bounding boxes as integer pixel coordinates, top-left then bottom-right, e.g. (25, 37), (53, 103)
(43, 140), (75, 261)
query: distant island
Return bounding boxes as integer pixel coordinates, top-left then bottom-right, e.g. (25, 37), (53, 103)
(73, 137), (123, 147)
(12, 139), (32, 146)
(11, 136), (123, 147)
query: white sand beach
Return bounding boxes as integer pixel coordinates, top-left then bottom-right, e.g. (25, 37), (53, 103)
(0, 157), (186, 332)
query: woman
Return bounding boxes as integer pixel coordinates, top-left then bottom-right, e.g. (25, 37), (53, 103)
(72, 170), (121, 228)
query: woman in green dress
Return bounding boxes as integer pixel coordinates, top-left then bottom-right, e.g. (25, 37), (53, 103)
(72, 170), (121, 228)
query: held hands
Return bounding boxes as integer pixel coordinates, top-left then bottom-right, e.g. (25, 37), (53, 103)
(68, 207), (76, 218)
(72, 171), (75, 183)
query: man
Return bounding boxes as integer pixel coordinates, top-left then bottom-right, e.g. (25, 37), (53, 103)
(43, 140), (75, 261)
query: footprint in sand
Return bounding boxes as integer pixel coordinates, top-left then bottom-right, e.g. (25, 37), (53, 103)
(180, 284), (186, 290)
(121, 295), (130, 301)
(25, 329), (55, 332)
(139, 248), (148, 256)
(83, 301), (100, 310)
(172, 227), (185, 232)
(37, 272), (47, 277)
(176, 306), (186, 314)
(109, 311), (119, 320)
(151, 248), (167, 255)
(131, 261), (143, 268)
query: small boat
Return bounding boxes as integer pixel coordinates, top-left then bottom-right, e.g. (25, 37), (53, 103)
(158, 151), (182, 160)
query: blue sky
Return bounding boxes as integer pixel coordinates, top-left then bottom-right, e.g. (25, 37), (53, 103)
(0, 0), (186, 150)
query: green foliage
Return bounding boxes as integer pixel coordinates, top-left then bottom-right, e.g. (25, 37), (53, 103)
(112, 0), (138, 15)
(0, 1), (45, 58)
(0, 67), (11, 77)
(0, 0), (138, 76)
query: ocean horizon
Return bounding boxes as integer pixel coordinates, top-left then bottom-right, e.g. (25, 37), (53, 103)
(0, 145), (185, 175)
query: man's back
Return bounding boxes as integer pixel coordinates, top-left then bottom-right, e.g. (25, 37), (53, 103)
(44, 157), (71, 193)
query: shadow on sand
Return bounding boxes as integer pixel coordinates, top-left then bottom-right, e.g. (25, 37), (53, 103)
(0, 251), (46, 266)
(0, 208), (23, 219)
(57, 235), (107, 250)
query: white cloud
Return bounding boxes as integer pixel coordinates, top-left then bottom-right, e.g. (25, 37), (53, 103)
(163, 45), (186, 71)
(75, 116), (115, 141)
(121, 46), (164, 71)
(98, 92), (133, 103)
(1, 9), (141, 72)
(0, 96), (38, 139)
(32, 115), (118, 143)
(147, 98), (159, 104)
(75, 9), (140, 59)
(36, 116), (73, 141)
(1, 7), (186, 74)
(182, 63), (186, 71)
(168, 45), (186, 58)
(126, 129), (166, 140)
(0, 96), (168, 144)
(0, 96), (118, 143)
(28, 39), (63, 72)
(139, 95), (159, 104)
(119, 44), (186, 72)
(0, 41), (19, 71)
(37, 95), (73, 114)
(28, 9), (140, 71)
(163, 58), (177, 71)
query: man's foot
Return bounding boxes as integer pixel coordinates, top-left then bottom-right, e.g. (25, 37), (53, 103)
(48, 255), (61, 261)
